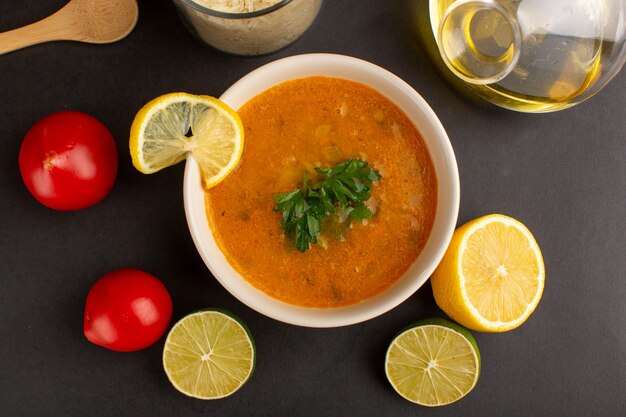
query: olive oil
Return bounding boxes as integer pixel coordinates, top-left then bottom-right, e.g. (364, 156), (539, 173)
(426, 0), (608, 112)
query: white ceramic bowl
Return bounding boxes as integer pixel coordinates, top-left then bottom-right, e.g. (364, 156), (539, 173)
(184, 53), (459, 327)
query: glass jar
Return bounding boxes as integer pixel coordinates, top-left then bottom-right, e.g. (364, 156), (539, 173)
(173, 0), (324, 56)
(427, 0), (626, 112)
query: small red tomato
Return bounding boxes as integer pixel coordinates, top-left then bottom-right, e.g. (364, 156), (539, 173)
(83, 269), (173, 352)
(19, 111), (118, 210)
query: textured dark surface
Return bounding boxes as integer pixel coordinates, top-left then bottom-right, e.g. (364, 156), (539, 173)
(1, 1), (625, 416)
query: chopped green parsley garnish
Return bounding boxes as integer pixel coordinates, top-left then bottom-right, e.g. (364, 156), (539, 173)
(273, 158), (382, 252)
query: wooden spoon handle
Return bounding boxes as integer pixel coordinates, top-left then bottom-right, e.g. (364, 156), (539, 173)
(0, 11), (74, 55)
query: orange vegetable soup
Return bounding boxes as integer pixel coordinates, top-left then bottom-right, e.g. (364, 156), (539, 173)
(205, 77), (437, 307)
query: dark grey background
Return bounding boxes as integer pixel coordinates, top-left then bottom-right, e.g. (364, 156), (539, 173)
(1, 0), (624, 416)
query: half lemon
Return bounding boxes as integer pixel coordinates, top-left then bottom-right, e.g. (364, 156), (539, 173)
(129, 92), (244, 188)
(431, 214), (545, 332)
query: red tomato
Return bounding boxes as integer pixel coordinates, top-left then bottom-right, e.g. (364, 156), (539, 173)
(83, 269), (173, 352)
(19, 111), (118, 210)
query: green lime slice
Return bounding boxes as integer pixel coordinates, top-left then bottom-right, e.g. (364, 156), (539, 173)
(162, 309), (255, 400)
(385, 318), (480, 406)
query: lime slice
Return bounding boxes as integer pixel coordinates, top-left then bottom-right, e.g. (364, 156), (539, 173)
(162, 309), (255, 399)
(129, 92), (244, 188)
(385, 318), (480, 407)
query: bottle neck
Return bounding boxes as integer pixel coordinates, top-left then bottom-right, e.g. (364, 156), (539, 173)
(437, 0), (521, 85)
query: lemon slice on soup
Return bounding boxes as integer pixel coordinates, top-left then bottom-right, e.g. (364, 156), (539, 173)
(431, 214), (545, 332)
(385, 318), (480, 406)
(129, 92), (244, 188)
(162, 309), (255, 400)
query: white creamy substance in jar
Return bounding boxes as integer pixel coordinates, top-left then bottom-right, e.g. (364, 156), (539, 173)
(179, 0), (323, 55)
(192, 0), (282, 13)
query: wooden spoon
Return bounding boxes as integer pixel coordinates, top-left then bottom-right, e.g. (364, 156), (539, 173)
(0, 0), (139, 55)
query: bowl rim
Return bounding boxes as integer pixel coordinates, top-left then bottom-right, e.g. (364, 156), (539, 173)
(183, 53), (459, 327)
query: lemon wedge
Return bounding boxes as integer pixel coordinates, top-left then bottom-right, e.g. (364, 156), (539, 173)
(431, 214), (545, 332)
(385, 318), (480, 407)
(129, 92), (244, 188)
(162, 309), (255, 400)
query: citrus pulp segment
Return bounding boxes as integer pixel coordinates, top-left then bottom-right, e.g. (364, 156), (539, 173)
(431, 214), (545, 332)
(162, 309), (255, 399)
(385, 318), (480, 407)
(129, 92), (243, 188)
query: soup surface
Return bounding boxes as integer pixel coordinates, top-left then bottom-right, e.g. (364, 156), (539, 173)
(205, 77), (437, 307)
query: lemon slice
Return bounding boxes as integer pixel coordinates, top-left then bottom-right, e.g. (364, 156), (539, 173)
(385, 318), (480, 407)
(129, 92), (244, 188)
(162, 309), (255, 400)
(431, 214), (545, 332)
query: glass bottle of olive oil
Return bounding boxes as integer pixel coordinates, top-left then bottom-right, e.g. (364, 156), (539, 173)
(424, 0), (626, 112)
